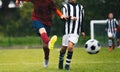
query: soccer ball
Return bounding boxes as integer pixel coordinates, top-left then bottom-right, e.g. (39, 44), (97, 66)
(84, 39), (101, 54)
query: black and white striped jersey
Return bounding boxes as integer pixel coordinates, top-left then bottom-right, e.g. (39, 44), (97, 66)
(106, 18), (118, 34)
(62, 2), (84, 35)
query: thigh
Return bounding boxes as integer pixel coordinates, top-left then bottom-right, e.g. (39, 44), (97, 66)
(107, 31), (113, 38)
(32, 20), (44, 31)
(62, 35), (69, 46)
(32, 20), (51, 36)
(68, 34), (79, 45)
(44, 25), (51, 36)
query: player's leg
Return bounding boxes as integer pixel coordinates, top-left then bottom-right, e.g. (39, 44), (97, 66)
(32, 20), (57, 49)
(58, 35), (68, 69)
(58, 46), (67, 69)
(39, 28), (50, 44)
(32, 20), (50, 44)
(41, 25), (57, 68)
(42, 42), (50, 68)
(108, 38), (113, 51)
(65, 41), (74, 70)
(37, 23), (50, 68)
(112, 38), (115, 49)
(107, 32), (113, 51)
(32, 20), (57, 67)
(39, 27), (57, 50)
(112, 32), (116, 49)
(65, 34), (79, 70)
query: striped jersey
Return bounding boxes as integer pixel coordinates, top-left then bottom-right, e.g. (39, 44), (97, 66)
(62, 2), (84, 35)
(106, 18), (118, 34)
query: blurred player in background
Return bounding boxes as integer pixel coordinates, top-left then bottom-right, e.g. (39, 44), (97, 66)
(105, 13), (118, 51)
(58, 0), (85, 70)
(116, 20), (120, 48)
(16, 0), (67, 68)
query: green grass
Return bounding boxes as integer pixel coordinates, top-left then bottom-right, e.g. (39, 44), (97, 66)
(0, 48), (120, 72)
(0, 36), (42, 46)
(0, 36), (89, 47)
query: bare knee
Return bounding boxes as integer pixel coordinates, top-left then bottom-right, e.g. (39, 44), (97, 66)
(61, 46), (67, 52)
(68, 41), (74, 52)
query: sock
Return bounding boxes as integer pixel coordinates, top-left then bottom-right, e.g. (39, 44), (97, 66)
(41, 33), (50, 44)
(59, 51), (66, 62)
(66, 51), (73, 66)
(59, 49), (66, 69)
(108, 39), (113, 47)
(43, 46), (50, 60)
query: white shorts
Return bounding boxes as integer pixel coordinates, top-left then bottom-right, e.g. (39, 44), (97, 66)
(62, 34), (79, 46)
(107, 31), (116, 38)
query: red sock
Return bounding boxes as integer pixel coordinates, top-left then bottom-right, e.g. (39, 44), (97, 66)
(41, 33), (50, 44)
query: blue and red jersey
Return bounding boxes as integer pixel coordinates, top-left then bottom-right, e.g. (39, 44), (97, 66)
(18, 0), (62, 26)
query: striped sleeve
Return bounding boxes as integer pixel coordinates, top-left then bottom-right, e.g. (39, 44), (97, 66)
(62, 4), (67, 15)
(105, 19), (109, 29)
(81, 5), (84, 32)
(114, 18), (118, 28)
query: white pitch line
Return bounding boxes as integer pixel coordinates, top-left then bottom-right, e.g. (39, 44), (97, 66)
(0, 62), (42, 66)
(0, 61), (120, 66)
(74, 61), (120, 64)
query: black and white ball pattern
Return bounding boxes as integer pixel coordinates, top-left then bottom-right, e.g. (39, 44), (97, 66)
(84, 39), (101, 54)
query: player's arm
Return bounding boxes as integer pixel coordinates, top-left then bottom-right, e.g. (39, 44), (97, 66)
(105, 20), (108, 31)
(55, 9), (68, 20)
(49, 0), (68, 20)
(81, 6), (85, 38)
(114, 19), (118, 32)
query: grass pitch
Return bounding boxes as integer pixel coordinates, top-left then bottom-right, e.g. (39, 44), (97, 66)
(0, 48), (120, 72)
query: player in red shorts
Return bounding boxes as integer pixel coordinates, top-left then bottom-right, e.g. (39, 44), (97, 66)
(16, 0), (68, 68)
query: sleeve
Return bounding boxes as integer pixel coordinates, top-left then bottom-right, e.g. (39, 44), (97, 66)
(61, 4), (69, 21)
(62, 5), (67, 16)
(49, 0), (63, 17)
(55, 9), (63, 17)
(105, 19), (108, 29)
(81, 5), (84, 32)
(115, 19), (118, 28)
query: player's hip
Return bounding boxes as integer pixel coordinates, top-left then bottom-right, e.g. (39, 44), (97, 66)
(62, 34), (79, 46)
(32, 20), (51, 36)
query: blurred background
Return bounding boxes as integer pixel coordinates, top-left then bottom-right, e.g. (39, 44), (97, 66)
(0, 0), (120, 48)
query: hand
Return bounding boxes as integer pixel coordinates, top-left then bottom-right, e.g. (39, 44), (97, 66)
(16, 0), (20, 7)
(114, 28), (117, 32)
(60, 15), (68, 20)
(71, 16), (77, 21)
(81, 32), (85, 38)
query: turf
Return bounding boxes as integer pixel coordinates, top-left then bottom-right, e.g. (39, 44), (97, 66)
(0, 48), (120, 72)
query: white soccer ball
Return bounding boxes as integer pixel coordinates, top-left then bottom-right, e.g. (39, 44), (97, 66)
(84, 39), (101, 54)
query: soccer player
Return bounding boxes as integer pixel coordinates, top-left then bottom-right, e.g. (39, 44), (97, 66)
(105, 13), (118, 51)
(116, 20), (120, 48)
(58, 0), (85, 70)
(16, 0), (68, 68)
